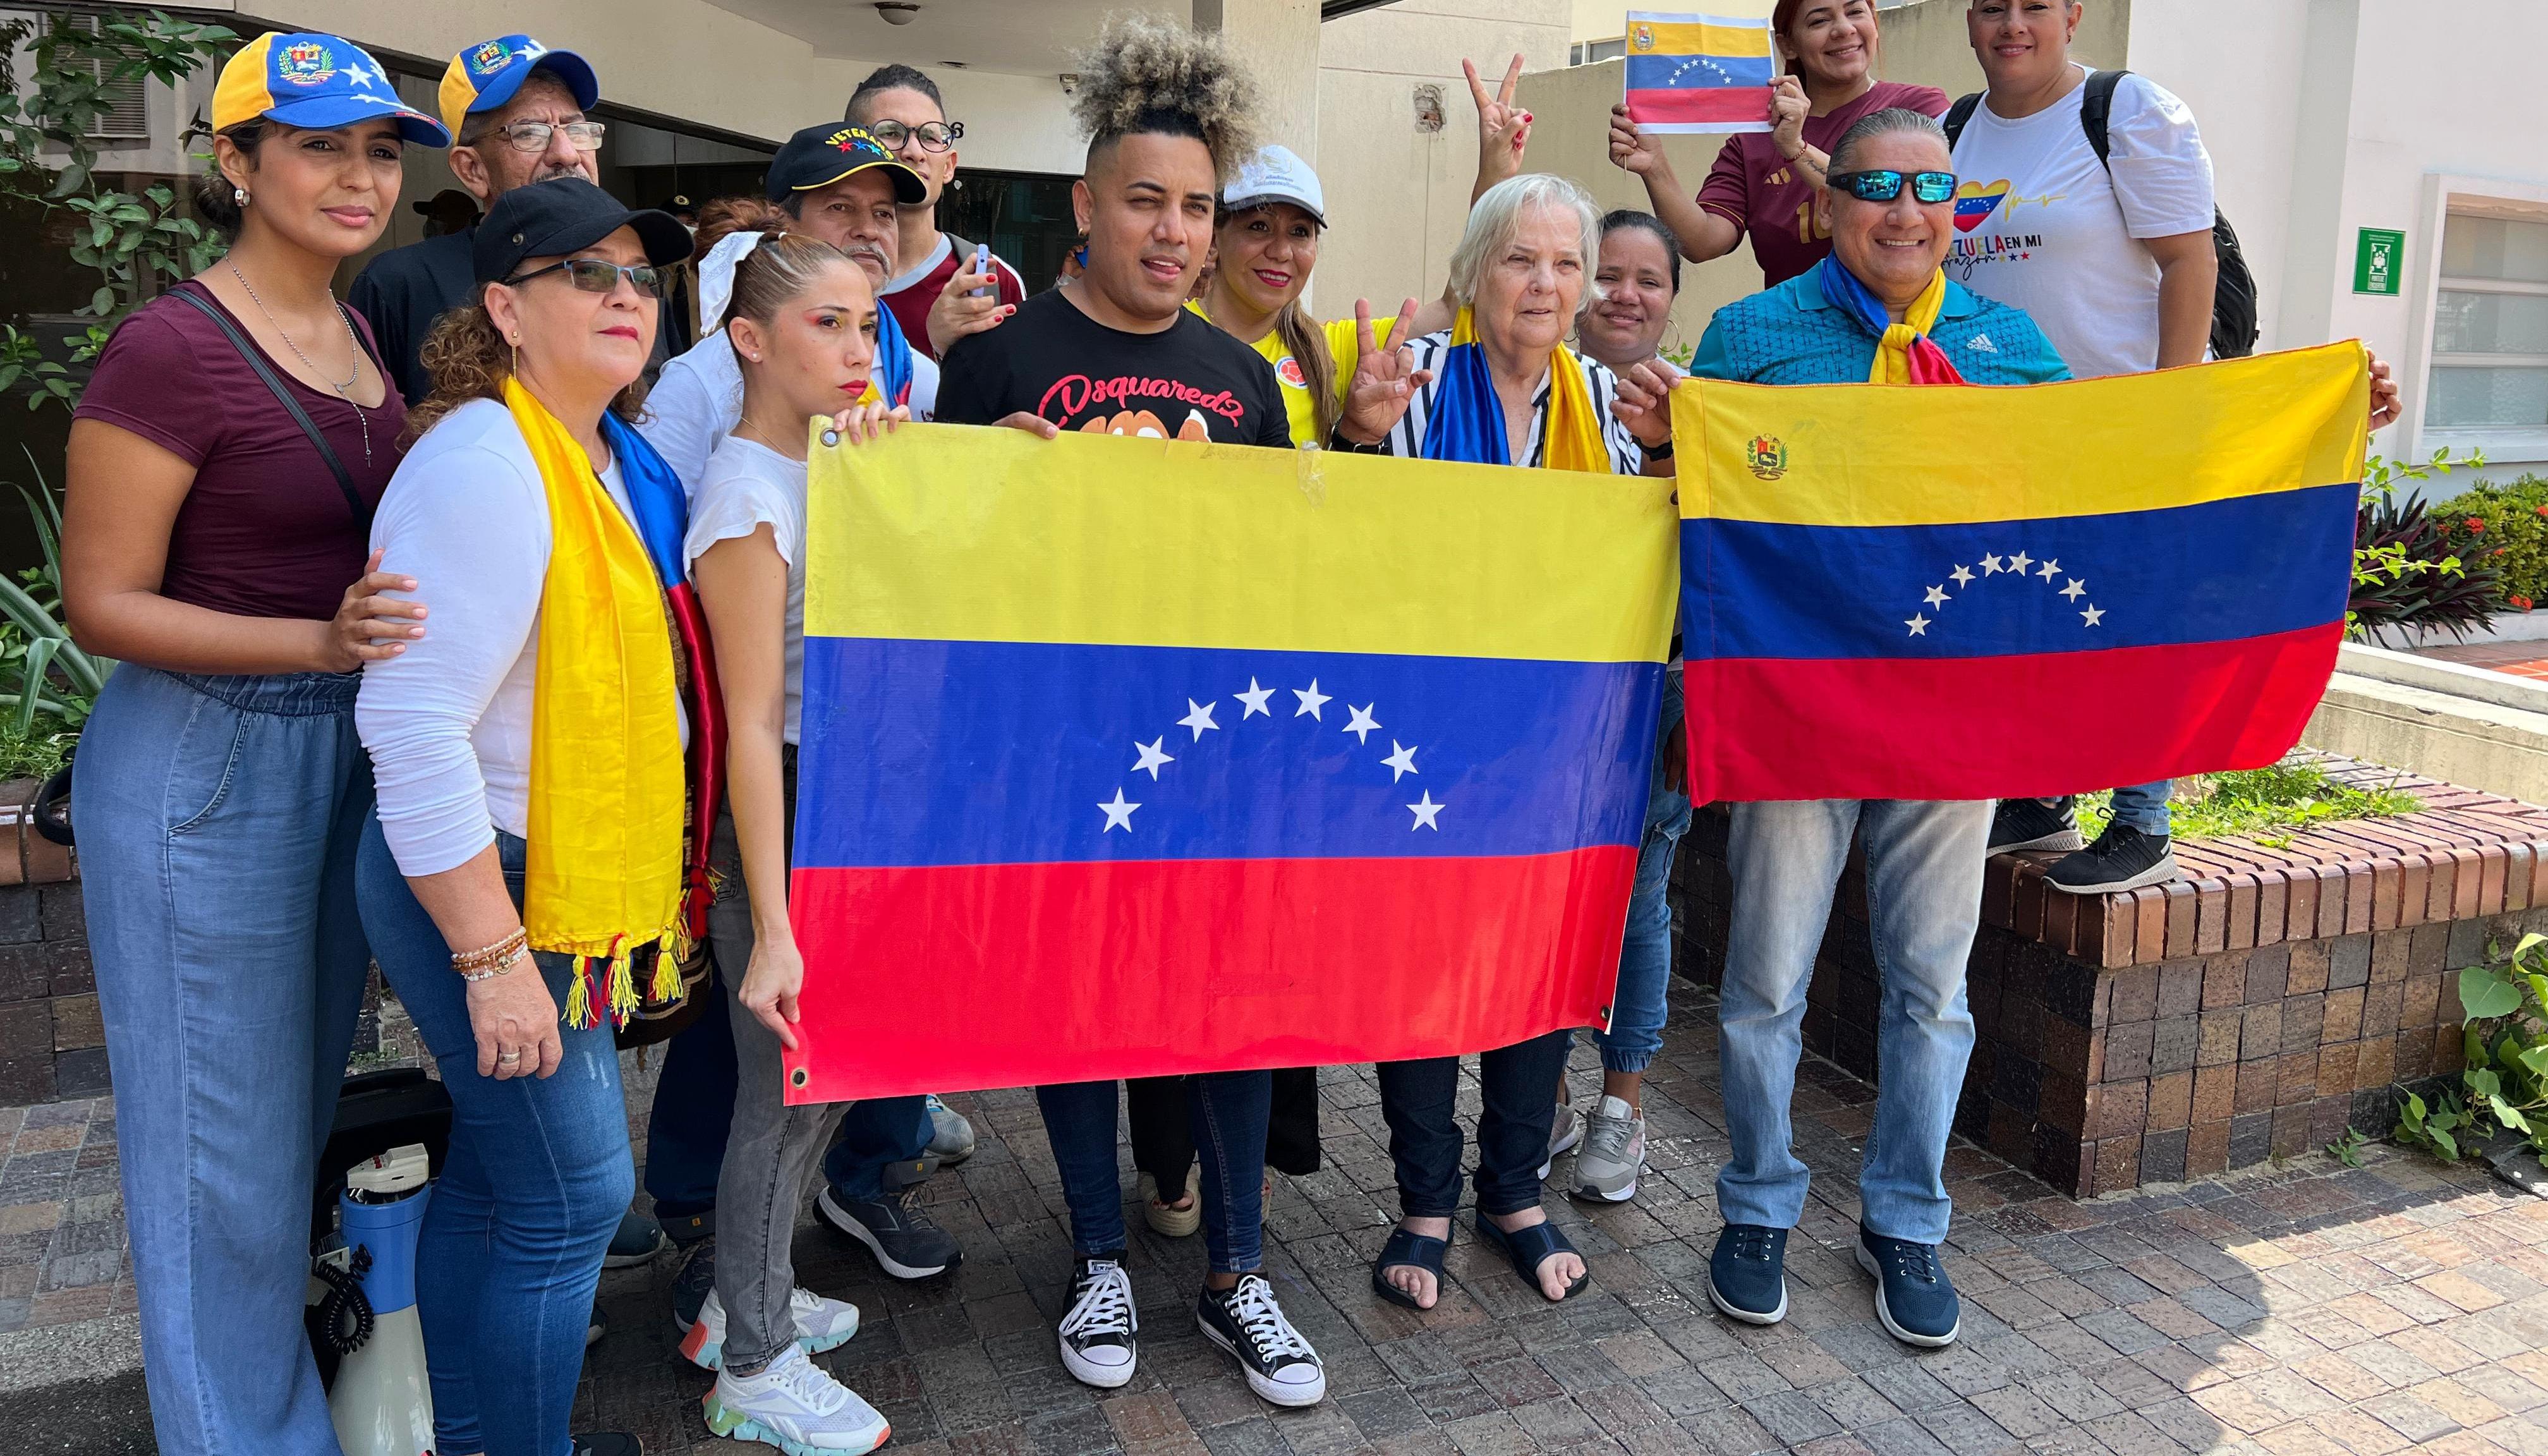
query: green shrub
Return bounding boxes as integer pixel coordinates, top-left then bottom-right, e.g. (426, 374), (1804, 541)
(2435, 473), (2548, 612)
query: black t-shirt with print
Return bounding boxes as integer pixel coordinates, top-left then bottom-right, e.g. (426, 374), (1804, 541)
(937, 288), (1294, 448)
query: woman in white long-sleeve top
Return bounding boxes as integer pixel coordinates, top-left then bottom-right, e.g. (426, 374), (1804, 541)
(352, 178), (694, 1456)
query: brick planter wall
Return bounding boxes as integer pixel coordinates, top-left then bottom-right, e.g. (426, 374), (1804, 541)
(0, 779), (92, 1104)
(1675, 756), (2548, 1197)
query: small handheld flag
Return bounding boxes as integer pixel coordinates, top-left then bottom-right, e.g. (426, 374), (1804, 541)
(1622, 4), (1776, 135)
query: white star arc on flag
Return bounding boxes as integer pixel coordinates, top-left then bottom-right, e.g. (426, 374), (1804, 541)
(1906, 551), (2108, 636)
(1099, 677), (1446, 836)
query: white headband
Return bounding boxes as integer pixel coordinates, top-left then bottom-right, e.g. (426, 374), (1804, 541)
(696, 228), (768, 336)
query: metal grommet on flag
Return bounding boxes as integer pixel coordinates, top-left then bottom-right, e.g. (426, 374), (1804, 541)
(789, 1067), (810, 1089)
(820, 429), (840, 448)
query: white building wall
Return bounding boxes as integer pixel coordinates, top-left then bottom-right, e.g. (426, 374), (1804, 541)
(2131, 0), (2548, 479)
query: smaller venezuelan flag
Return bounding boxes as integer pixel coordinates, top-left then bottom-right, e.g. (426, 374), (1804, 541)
(1672, 343), (2372, 804)
(782, 427), (1678, 1103)
(1623, 4), (1777, 135)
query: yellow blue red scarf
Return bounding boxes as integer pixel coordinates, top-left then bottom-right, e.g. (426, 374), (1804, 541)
(1420, 307), (1610, 472)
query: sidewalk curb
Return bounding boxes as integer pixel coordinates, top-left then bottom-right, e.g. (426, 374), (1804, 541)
(0, 1312), (142, 1396)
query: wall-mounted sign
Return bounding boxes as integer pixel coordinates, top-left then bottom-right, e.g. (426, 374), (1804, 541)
(2355, 227), (2406, 296)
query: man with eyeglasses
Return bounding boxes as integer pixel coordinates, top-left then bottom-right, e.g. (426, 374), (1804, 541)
(844, 64), (1026, 361)
(349, 35), (613, 404)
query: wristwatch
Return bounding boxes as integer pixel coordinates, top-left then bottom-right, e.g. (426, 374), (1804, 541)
(1328, 425), (1386, 454)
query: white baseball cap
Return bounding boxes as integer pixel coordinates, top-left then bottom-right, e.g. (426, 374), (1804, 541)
(1223, 144), (1326, 227)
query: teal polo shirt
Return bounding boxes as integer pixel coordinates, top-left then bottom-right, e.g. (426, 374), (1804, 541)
(1692, 269), (2072, 387)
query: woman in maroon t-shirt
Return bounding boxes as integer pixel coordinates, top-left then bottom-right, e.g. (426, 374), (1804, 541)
(1605, 0), (1949, 286)
(58, 34), (441, 1455)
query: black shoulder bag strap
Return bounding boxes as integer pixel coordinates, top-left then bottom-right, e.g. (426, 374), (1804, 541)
(170, 287), (372, 531)
(2078, 68), (2128, 167)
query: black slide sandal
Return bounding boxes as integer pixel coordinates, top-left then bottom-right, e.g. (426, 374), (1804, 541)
(1476, 1215), (1589, 1302)
(1371, 1226), (1449, 1310)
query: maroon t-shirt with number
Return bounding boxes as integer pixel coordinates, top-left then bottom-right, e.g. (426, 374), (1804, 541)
(75, 279), (402, 623)
(1694, 81), (1953, 287)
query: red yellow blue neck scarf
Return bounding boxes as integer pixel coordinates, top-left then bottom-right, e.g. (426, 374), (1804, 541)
(1419, 308), (1610, 471)
(1818, 255), (1968, 386)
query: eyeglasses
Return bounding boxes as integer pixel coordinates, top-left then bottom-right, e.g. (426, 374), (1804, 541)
(1828, 169), (1958, 205)
(489, 119), (607, 154)
(864, 119), (962, 152)
(502, 258), (665, 298)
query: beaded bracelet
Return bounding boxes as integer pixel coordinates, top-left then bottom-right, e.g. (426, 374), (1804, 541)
(452, 927), (529, 976)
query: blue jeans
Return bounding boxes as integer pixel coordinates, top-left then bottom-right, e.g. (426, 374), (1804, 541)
(1597, 681), (1692, 1076)
(358, 820), (634, 1456)
(1377, 1029), (1573, 1218)
(76, 666), (373, 1456)
(1718, 799), (1986, 1244)
(1037, 1072), (1271, 1273)
(2108, 780), (2173, 836)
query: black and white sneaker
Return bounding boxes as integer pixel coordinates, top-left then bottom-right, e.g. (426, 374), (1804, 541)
(1989, 796), (2083, 854)
(2046, 823), (2180, 895)
(1057, 1255), (1139, 1388)
(816, 1186), (962, 1279)
(1196, 1273), (1325, 1407)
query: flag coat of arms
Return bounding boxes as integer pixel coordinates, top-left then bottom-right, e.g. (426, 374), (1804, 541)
(1622, 3), (1777, 135)
(1671, 343), (2370, 804)
(782, 427), (1678, 1103)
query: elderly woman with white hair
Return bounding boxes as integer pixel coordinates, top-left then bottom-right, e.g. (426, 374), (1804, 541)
(1352, 173), (1674, 1316)
(1349, 172), (1676, 475)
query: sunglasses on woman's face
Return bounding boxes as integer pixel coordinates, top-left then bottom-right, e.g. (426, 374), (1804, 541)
(503, 258), (665, 299)
(1829, 169), (1958, 205)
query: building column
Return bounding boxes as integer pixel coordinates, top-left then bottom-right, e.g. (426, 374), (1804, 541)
(1193, 0), (1321, 161)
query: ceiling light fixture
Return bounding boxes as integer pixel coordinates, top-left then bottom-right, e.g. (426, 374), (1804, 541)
(874, 3), (920, 24)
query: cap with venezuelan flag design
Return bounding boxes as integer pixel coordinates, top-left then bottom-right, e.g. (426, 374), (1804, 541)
(212, 32), (449, 147)
(437, 35), (601, 143)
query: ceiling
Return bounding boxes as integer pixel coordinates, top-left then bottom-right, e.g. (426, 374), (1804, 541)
(701, 0), (1192, 79)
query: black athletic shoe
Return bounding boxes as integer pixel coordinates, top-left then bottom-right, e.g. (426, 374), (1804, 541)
(1989, 796), (2083, 854)
(2046, 823), (2180, 895)
(816, 1186), (962, 1279)
(669, 1235), (717, 1335)
(1196, 1273), (1325, 1407)
(571, 1433), (643, 1455)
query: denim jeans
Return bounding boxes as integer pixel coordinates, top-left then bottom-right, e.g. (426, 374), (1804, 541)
(1125, 1069), (1321, 1201)
(2108, 780), (2173, 837)
(358, 820), (634, 1456)
(1037, 1072), (1272, 1272)
(1598, 677), (1692, 1076)
(76, 666), (373, 1456)
(1718, 799), (1986, 1244)
(1376, 1029), (1573, 1219)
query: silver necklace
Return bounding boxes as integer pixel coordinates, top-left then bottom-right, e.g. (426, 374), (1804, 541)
(226, 260), (372, 464)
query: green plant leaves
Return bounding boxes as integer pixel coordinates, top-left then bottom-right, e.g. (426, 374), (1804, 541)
(2463, 965), (2523, 1021)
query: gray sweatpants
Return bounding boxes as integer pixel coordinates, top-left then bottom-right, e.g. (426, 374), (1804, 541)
(706, 789), (849, 1373)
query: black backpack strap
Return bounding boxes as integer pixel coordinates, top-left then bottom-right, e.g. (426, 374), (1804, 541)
(2080, 69), (2128, 167)
(1942, 92), (1983, 149)
(171, 287), (371, 530)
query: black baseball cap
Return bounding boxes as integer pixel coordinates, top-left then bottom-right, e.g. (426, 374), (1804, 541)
(473, 178), (692, 284)
(765, 123), (927, 205)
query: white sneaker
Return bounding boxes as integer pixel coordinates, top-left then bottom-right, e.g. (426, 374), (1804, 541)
(1538, 1107), (1583, 1180)
(1057, 1256), (1138, 1388)
(702, 1343), (890, 1454)
(679, 1285), (863, 1371)
(1570, 1095), (1646, 1203)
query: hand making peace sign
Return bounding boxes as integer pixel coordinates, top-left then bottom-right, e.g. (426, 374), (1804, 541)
(1336, 297), (1435, 447)
(1464, 54), (1532, 200)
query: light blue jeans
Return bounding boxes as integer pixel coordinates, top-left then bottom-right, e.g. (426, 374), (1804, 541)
(1596, 680), (1692, 1076)
(358, 820), (634, 1456)
(76, 665), (374, 1456)
(2108, 780), (2173, 837)
(1718, 799), (1986, 1244)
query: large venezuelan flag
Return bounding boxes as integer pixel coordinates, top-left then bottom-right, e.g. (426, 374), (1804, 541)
(1622, 4), (1777, 135)
(1673, 343), (2370, 804)
(783, 427), (1678, 1103)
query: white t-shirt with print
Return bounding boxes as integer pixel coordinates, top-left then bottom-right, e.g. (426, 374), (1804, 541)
(684, 434), (809, 744)
(1946, 66), (2216, 379)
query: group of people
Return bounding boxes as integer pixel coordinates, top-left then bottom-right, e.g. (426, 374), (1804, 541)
(58, 3), (2402, 1455)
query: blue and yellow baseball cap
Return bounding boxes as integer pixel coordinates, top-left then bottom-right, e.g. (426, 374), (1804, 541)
(212, 33), (449, 146)
(438, 36), (600, 143)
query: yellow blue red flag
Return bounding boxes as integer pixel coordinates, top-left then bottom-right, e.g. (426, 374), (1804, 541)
(1672, 343), (2371, 803)
(783, 427), (1678, 1102)
(1623, 3), (1777, 135)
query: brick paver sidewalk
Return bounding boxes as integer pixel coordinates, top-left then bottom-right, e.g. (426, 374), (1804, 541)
(8, 980), (2548, 1455)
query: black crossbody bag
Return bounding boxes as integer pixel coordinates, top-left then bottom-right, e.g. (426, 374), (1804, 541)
(170, 286), (377, 530)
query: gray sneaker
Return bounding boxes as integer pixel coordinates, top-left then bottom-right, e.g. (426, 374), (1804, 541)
(925, 1094), (976, 1164)
(1569, 1095), (1645, 1203)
